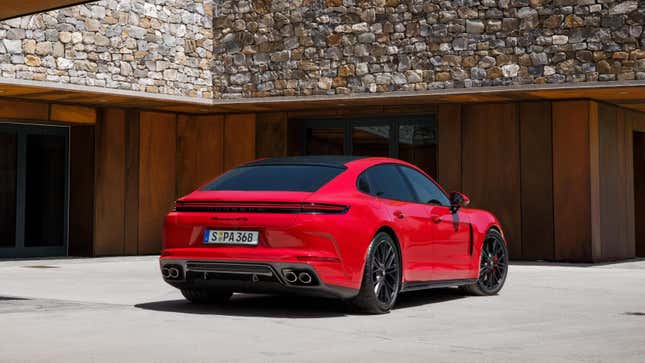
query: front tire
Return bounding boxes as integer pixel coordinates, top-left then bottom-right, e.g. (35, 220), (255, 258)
(462, 229), (508, 296)
(352, 232), (401, 314)
(181, 288), (233, 304)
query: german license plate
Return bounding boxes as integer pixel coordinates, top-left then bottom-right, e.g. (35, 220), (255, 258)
(203, 230), (259, 245)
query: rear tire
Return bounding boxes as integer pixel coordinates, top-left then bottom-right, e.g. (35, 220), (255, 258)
(181, 288), (233, 304)
(462, 229), (508, 296)
(352, 232), (401, 314)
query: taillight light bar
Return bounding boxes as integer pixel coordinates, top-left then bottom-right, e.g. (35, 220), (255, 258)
(174, 201), (349, 214)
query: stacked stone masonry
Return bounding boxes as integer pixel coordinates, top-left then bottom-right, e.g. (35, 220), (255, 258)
(1, 0), (644, 99)
(0, 0), (214, 98)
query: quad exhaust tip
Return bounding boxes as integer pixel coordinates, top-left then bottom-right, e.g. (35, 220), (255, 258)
(162, 266), (181, 279)
(298, 272), (312, 284)
(284, 270), (298, 283)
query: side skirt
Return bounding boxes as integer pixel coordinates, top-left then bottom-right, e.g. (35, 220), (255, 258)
(400, 278), (478, 292)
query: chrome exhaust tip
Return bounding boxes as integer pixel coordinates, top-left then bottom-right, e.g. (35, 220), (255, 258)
(168, 267), (180, 279)
(161, 267), (170, 278)
(298, 272), (312, 284)
(284, 270), (298, 283)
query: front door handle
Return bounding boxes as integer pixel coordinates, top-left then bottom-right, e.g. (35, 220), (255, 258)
(393, 211), (405, 219)
(431, 214), (442, 224)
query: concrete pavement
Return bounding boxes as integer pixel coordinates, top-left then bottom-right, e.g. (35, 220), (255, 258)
(1, 256), (644, 362)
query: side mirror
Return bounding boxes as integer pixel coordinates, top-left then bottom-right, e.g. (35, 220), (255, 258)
(449, 192), (470, 213)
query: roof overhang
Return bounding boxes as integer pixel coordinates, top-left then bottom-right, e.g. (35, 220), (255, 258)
(0, 77), (644, 115)
(0, 0), (95, 21)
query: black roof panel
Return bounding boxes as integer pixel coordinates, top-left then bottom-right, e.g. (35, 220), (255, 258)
(243, 155), (367, 168)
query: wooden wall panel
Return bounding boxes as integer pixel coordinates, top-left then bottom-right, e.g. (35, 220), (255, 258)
(176, 114), (224, 196)
(68, 126), (94, 257)
(224, 114), (256, 170)
(94, 108), (126, 256)
(50, 104), (96, 124)
(437, 104), (462, 193)
(552, 101), (592, 261)
(596, 103), (635, 260)
(0, 99), (48, 120)
(462, 103), (522, 259)
(519, 102), (554, 260)
(124, 110), (140, 255)
(256, 112), (287, 158)
(634, 131), (645, 257)
(138, 112), (176, 254)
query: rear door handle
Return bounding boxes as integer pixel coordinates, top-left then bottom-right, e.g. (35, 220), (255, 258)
(431, 215), (442, 223)
(393, 211), (405, 219)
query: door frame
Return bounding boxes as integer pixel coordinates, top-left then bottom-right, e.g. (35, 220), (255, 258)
(0, 122), (70, 258)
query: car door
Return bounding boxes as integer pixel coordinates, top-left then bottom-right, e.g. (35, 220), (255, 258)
(398, 166), (473, 280)
(360, 164), (435, 282)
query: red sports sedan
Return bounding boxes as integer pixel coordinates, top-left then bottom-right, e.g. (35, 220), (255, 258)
(160, 156), (508, 313)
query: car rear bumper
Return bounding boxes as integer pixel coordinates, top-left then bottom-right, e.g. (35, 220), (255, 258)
(159, 258), (358, 300)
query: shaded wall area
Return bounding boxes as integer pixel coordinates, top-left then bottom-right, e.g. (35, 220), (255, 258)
(2, 97), (644, 261)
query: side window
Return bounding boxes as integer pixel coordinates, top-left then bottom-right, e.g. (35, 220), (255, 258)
(364, 165), (415, 202)
(398, 166), (450, 206)
(357, 173), (371, 194)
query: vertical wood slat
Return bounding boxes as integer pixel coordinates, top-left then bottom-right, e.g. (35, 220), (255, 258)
(519, 102), (554, 260)
(436, 104), (462, 193)
(552, 101), (592, 262)
(596, 104), (635, 260)
(224, 114), (256, 171)
(124, 110), (140, 255)
(138, 111), (177, 254)
(93, 108), (126, 256)
(255, 112), (288, 158)
(462, 103), (522, 259)
(68, 126), (95, 257)
(176, 114), (225, 197)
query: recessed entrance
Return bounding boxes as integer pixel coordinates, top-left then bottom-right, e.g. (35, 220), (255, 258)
(302, 116), (437, 177)
(635, 131), (645, 258)
(0, 123), (69, 258)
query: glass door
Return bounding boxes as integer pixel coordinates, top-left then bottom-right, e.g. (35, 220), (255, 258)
(0, 123), (69, 258)
(302, 116), (437, 176)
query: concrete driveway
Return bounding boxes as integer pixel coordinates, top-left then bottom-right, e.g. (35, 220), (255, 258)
(0, 256), (644, 363)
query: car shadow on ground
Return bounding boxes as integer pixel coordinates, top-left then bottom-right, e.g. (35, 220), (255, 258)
(134, 287), (466, 318)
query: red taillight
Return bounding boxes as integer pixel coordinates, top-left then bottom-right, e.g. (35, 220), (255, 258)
(300, 203), (349, 214)
(175, 201), (349, 214)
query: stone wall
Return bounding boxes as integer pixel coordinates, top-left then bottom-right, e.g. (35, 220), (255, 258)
(213, 0), (644, 98)
(0, 0), (213, 98)
(0, 0), (643, 100)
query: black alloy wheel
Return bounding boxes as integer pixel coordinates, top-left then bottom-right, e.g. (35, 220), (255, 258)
(352, 232), (401, 314)
(462, 229), (508, 296)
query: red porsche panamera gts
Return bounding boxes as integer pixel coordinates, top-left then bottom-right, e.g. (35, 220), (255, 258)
(160, 156), (508, 313)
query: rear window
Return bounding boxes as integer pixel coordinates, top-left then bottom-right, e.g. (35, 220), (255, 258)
(202, 165), (345, 192)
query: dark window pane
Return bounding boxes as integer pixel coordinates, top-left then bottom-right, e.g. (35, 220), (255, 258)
(307, 128), (344, 155)
(203, 165), (344, 192)
(399, 166), (450, 206)
(357, 173), (371, 194)
(0, 132), (17, 247)
(399, 122), (437, 177)
(24, 134), (66, 247)
(365, 165), (415, 202)
(352, 125), (390, 157)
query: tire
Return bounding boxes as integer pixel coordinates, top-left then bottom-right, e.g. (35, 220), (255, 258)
(352, 232), (401, 314)
(180, 288), (233, 304)
(462, 229), (508, 296)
